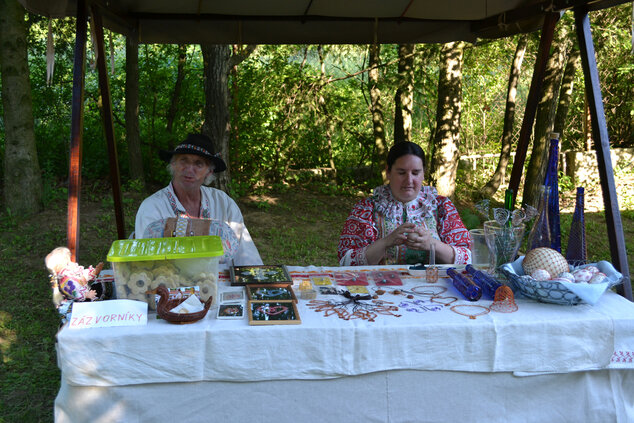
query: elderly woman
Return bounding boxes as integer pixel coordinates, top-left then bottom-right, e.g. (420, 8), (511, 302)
(338, 141), (471, 266)
(135, 133), (262, 265)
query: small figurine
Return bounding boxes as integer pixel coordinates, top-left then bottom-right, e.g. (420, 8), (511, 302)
(45, 246), (103, 305)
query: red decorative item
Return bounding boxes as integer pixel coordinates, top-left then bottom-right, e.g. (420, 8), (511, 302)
(490, 286), (518, 313)
(334, 271), (369, 286)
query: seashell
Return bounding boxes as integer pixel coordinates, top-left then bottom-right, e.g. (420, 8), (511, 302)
(522, 248), (569, 279)
(572, 268), (593, 283)
(589, 272), (607, 284)
(558, 272), (575, 283)
(531, 269), (551, 281)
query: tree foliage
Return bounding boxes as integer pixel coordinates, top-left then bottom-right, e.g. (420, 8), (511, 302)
(0, 6), (631, 201)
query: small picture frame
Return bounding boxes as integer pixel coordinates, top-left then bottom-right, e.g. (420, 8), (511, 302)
(217, 303), (245, 319)
(221, 289), (245, 303)
(248, 301), (301, 325)
(230, 265), (292, 286)
(246, 284), (297, 303)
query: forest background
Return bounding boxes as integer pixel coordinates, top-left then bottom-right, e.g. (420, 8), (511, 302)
(0, 2), (633, 421)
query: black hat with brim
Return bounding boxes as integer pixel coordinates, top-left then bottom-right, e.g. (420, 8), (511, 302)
(159, 133), (227, 173)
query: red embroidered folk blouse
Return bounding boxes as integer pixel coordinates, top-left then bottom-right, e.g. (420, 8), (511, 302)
(337, 185), (472, 266)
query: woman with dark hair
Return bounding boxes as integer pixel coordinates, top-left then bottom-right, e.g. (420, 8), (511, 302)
(337, 141), (471, 266)
(135, 133), (262, 266)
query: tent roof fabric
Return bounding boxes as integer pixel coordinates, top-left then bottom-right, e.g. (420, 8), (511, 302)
(17, 0), (628, 44)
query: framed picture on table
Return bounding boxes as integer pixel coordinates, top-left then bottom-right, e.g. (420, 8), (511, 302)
(246, 284), (297, 303)
(248, 301), (301, 325)
(230, 265), (292, 286)
(217, 303), (245, 320)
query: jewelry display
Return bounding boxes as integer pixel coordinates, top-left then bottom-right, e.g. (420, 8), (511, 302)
(307, 291), (401, 322)
(450, 304), (491, 320)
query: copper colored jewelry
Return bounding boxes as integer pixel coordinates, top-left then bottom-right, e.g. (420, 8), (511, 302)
(450, 304), (490, 320)
(430, 296), (458, 306)
(490, 286), (518, 313)
(411, 285), (447, 296)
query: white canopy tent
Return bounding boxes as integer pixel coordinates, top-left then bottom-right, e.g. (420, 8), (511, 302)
(17, 0), (632, 300)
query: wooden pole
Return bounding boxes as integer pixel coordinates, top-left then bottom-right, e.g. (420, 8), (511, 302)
(574, 7), (632, 301)
(67, 0), (87, 261)
(507, 12), (560, 207)
(91, 5), (126, 239)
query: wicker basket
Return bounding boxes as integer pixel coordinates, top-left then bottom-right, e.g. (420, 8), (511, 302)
(500, 257), (623, 306)
(150, 285), (213, 324)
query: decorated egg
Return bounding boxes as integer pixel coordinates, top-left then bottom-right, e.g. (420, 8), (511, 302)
(589, 272), (607, 284)
(531, 269), (551, 281)
(585, 265), (600, 275)
(572, 268), (593, 283)
(558, 272), (575, 283)
(522, 248), (569, 279)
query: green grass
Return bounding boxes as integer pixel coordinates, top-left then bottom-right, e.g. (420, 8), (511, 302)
(0, 181), (632, 422)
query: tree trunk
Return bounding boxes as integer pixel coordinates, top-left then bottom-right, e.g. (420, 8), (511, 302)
(201, 44), (256, 192)
(369, 42), (387, 181)
(481, 34), (528, 198)
(429, 42), (465, 197)
(554, 46), (581, 147)
(0, 0), (42, 214)
(202, 44), (232, 192)
(166, 44), (187, 133)
(522, 24), (570, 207)
(125, 35), (145, 188)
(394, 44), (415, 144)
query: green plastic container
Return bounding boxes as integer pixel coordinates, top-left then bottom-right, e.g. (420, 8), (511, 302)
(107, 236), (224, 308)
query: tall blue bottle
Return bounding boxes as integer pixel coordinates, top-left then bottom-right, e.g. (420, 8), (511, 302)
(544, 133), (561, 252)
(565, 187), (587, 265)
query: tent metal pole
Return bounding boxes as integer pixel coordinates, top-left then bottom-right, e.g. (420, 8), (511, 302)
(67, 0), (87, 262)
(508, 12), (559, 207)
(574, 7), (632, 301)
(91, 5), (126, 240)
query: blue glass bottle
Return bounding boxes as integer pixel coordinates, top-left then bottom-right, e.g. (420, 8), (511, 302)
(565, 187), (587, 265)
(526, 185), (551, 250)
(447, 268), (482, 301)
(466, 264), (502, 299)
(544, 134), (561, 252)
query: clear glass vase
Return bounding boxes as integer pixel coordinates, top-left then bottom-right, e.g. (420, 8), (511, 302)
(526, 185), (551, 251)
(483, 220), (525, 274)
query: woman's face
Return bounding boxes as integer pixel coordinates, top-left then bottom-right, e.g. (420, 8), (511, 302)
(386, 154), (424, 203)
(171, 154), (213, 190)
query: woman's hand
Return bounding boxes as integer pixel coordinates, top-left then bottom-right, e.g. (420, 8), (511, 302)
(364, 222), (416, 265)
(406, 228), (456, 264)
(405, 227), (433, 251)
(384, 222), (416, 248)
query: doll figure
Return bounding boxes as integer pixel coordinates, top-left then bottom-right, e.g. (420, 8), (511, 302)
(45, 246), (103, 304)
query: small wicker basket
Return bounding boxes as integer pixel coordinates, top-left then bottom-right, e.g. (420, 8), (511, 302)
(149, 285), (213, 324)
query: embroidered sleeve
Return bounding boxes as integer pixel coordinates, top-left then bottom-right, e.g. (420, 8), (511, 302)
(436, 195), (472, 264)
(338, 198), (377, 266)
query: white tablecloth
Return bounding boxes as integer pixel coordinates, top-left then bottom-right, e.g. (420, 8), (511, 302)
(55, 265), (634, 422)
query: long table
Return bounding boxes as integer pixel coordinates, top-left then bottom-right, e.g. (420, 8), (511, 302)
(54, 265), (634, 422)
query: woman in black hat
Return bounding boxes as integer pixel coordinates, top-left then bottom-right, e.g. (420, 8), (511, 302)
(135, 133), (262, 265)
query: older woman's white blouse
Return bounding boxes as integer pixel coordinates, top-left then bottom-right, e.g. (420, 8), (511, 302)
(135, 183), (262, 266)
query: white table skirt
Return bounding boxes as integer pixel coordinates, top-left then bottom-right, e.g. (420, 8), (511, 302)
(55, 368), (634, 423)
(54, 265), (634, 422)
